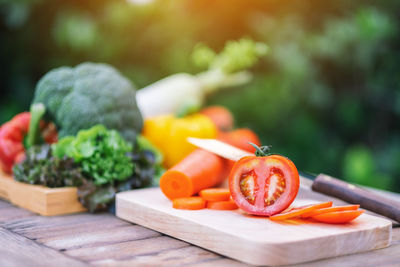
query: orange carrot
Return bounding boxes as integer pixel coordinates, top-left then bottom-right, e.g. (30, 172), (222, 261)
(301, 204), (359, 218)
(160, 149), (225, 200)
(173, 197), (206, 210)
(207, 200), (238, 210)
(199, 188), (231, 202)
(200, 106), (234, 131)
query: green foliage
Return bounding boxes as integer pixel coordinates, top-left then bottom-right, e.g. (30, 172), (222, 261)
(52, 125), (133, 185)
(343, 145), (392, 190)
(192, 38), (268, 73)
(13, 138), (163, 212)
(32, 62), (143, 143)
(131, 135), (165, 186)
(1, 0), (400, 191)
(13, 144), (86, 187)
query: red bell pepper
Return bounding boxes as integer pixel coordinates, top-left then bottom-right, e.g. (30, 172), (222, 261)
(0, 104), (58, 174)
(0, 112), (30, 173)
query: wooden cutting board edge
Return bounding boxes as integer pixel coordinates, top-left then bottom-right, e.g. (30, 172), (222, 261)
(116, 188), (392, 266)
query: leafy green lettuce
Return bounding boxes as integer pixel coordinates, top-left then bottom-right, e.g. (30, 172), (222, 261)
(52, 124), (133, 185)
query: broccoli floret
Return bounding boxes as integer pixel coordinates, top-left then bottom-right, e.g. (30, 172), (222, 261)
(32, 62), (143, 143)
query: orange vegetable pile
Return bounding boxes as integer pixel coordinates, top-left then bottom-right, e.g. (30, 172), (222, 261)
(172, 188), (238, 211)
(160, 105), (363, 224)
(269, 202), (364, 224)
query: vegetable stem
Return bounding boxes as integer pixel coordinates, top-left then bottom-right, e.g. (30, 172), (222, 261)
(196, 69), (252, 94)
(26, 103), (46, 149)
(249, 142), (271, 157)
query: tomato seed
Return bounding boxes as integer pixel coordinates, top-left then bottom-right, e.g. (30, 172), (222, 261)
(240, 172), (257, 205)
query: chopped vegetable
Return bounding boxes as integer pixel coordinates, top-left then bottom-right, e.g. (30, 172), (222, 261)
(301, 205), (360, 218)
(207, 200), (238, 210)
(229, 144), (300, 216)
(172, 197), (206, 210)
(32, 62), (143, 143)
(0, 106), (57, 173)
(13, 144), (85, 187)
(269, 202), (333, 221)
(200, 106), (234, 131)
(143, 113), (217, 167)
(137, 39), (267, 119)
(52, 125), (133, 185)
(312, 210), (364, 224)
(199, 188), (231, 202)
(269, 202), (364, 224)
(160, 149), (225, 200)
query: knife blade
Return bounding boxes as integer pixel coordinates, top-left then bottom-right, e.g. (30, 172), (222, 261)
(187, 137), (400, 223)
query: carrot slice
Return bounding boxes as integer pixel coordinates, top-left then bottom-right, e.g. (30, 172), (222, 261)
(312, 210), (364, 224)
(269, 201), (333, 221)
(172, 197), (206, 210)
(200, 188), (231, 202)
(207, 200), (238, 210)
(301, 205), (360, 218)
(160, 149), (225, 200)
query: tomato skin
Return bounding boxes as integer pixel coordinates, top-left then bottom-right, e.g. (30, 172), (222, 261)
(229, 155), (300, 216)
(312, 210), (364, 224)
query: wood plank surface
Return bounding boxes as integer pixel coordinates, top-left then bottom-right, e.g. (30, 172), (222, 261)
(0, 199), (399, 266)
(0, 227), (87, 267)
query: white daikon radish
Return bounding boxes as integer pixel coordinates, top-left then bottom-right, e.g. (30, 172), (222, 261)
(136, 39), (268, 118)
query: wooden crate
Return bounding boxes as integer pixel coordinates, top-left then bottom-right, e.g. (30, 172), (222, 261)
(0, 171), (86, 216)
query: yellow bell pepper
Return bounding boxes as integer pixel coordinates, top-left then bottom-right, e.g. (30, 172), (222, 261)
(143, 113), (217, 168)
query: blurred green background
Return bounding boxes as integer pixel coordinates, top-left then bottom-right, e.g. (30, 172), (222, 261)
(1, 0), (399, 192)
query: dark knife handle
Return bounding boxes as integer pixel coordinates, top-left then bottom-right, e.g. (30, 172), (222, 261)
(312, 174), (400, 223)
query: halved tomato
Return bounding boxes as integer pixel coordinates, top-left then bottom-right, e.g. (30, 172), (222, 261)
(229, 153), (300, 216)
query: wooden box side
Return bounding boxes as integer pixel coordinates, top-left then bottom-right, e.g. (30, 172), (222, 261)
(0, 171), (86, 216)
(44, 188), (86, 216)
(0, 173), (13, 201)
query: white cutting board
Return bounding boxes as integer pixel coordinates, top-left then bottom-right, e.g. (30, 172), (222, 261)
(116, 185), (392, 266)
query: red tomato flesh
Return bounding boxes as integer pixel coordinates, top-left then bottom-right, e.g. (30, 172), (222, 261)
(229, 155), (300, 216)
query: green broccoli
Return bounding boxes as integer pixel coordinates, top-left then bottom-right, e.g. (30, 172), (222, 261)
(32, 62), (143, 143)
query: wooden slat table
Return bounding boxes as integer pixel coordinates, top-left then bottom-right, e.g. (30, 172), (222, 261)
(0, 195), (399, 266)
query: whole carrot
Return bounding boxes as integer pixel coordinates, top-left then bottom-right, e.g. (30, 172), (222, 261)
(160, 149), (225, 200)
